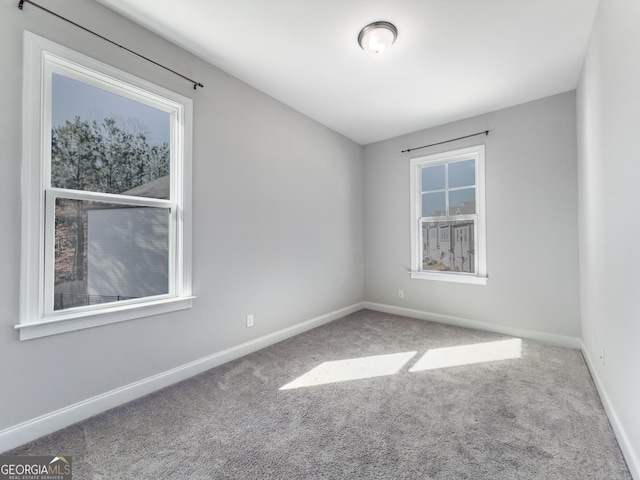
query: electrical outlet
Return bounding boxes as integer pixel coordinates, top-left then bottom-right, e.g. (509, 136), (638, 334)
(246, 314), (254, 328)
(397, 289), (404, 299)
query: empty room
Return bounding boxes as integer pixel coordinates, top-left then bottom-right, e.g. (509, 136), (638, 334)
(0, 0), (638, 478)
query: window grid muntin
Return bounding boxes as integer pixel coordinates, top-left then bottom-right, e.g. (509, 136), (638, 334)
(420, 157), (477, 217)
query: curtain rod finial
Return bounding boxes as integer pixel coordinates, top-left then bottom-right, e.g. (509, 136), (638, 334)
(18, 0), (24, 10)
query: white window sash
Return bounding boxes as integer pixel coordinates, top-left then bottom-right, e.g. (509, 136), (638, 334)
(419, 214), (479, 275)
(42, 189), (179, 316)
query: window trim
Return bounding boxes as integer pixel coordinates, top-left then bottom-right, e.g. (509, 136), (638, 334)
(409, 145), (487, 285)
(18, 32), (194, 340)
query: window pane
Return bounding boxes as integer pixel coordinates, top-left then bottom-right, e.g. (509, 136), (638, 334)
(421, 219), (475, 273)
(449, 188), (476, 215)
(421, 164), (445, 191)
(54, 198), (170, 311)
(51, 73), (171, 199)
(422, 192), (446, 217)
(448, 159), (475, 188)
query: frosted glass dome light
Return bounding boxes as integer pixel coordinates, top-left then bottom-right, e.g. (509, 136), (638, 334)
(358, 21), (397, 57)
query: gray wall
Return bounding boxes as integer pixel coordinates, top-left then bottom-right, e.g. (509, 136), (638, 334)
(577, 0), (640, 475)
(0, 1), (363, 433)
(363, 91), (580, 339)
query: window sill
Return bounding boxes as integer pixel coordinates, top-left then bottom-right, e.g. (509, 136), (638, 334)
(410, 271), (488, 285)
(15, 296), (195, 341)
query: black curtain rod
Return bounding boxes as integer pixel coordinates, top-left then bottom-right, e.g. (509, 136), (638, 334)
(18, 0), (204, 90)
(401, 130), (490, 153)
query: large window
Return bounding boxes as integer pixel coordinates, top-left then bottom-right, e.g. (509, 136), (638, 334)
(18, 32), (193, 340)
(410, 145), (487, 284)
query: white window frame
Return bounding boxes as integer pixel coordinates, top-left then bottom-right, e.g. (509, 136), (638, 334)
(410, 145), (487, 285)
(18, 32), (194, 340)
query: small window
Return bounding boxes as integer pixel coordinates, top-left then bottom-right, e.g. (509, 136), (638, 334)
(439, 226), (450, 243)
(19, 32), (194, 340)
(410, 145), (487, 284)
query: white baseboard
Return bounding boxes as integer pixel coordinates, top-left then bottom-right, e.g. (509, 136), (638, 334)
(363, 302), (582, 348)
(0, 302), (364, 453)
(581, 342), (639, 480)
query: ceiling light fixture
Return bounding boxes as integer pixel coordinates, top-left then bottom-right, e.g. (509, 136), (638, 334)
(358, 21), (397, 57)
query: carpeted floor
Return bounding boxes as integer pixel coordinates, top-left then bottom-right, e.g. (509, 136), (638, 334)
(5, 310), (632, 479)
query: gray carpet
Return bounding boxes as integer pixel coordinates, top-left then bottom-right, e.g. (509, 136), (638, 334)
(5, 310), (632, 479)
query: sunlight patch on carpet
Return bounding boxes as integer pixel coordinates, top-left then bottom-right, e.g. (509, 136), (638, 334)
(280, 351), (417, 390)
(409, 338), (522, 372)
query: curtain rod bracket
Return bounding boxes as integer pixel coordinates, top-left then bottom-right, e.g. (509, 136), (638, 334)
(18, 0), (24, 10)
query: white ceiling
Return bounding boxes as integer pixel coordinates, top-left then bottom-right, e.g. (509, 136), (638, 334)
(95, 0), (599, 145)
